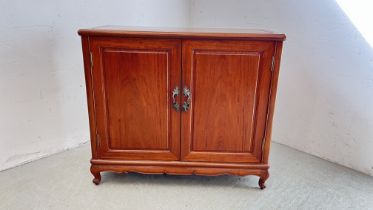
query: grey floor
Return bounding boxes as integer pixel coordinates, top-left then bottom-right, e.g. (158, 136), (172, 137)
(1, 143), (373, 210)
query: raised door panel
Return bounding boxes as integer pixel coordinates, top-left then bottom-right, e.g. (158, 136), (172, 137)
(181, 40), (275, 163)
(90, 37), (181, 160)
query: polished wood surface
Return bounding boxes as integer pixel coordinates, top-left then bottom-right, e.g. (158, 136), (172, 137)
(90, 164), (269, 186)
(81, 36), (98, 159)
(261, 41), (284, 164)
(90, 159), (269, 169)
(79, 27), (285, 189)
(181, 40), (275, 163)
(78, 26), (286, 41)
(90, 37), (181, 160)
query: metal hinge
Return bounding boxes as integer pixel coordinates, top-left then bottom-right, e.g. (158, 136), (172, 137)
(90, 52), (93, 68)
(271, 56), (275, 71)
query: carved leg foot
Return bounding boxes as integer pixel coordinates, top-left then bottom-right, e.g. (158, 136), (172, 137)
(258, 171), (269, 190)
(90, 165), (101, 185)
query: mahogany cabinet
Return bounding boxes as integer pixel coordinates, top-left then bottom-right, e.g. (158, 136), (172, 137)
(78, 27), (285, 189)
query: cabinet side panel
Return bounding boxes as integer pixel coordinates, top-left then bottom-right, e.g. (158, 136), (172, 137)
(81, 36), (98, 158)
(262, 41), (284, 164)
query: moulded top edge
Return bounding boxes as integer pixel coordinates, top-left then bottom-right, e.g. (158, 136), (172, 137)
(78, 26), (286, 41)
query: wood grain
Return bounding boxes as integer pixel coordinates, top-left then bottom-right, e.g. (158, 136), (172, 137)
(81, 36), (98, 158)
(181, 40), (275, 163)
(78, 26), (286, 41)
(79, 28), (285, 189)
(90, 164), (269, 185)
(103, 49), (169, 150)
(261, 41), (284, 164)
(90, 159), (269, 169)
(90, 37), (181, 161)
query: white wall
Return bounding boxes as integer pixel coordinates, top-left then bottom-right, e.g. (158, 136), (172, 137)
(2, 0), (373, 177)
(0, 0), (189, 171)
(189, 0), (373, 176)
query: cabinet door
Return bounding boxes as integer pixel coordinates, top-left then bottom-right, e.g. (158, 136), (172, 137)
(90, 37), (181, 160)
(181, 40), (275, 163)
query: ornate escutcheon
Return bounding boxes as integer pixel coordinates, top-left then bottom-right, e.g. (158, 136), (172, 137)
(172, 86), (180, 111)
(182, 86), (191, 112)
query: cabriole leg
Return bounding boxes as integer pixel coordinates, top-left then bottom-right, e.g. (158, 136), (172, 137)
(90, 165), (101, 185)
(258, 171), (269, 190)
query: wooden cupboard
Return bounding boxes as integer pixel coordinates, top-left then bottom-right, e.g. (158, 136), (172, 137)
(78, 27), (285, 189)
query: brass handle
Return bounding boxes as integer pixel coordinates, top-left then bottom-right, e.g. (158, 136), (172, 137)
(182, 86), (191, 112)
(171, 86), (180, 111)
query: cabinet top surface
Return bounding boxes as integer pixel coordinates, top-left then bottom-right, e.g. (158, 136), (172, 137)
(78, 26), (286, 41)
